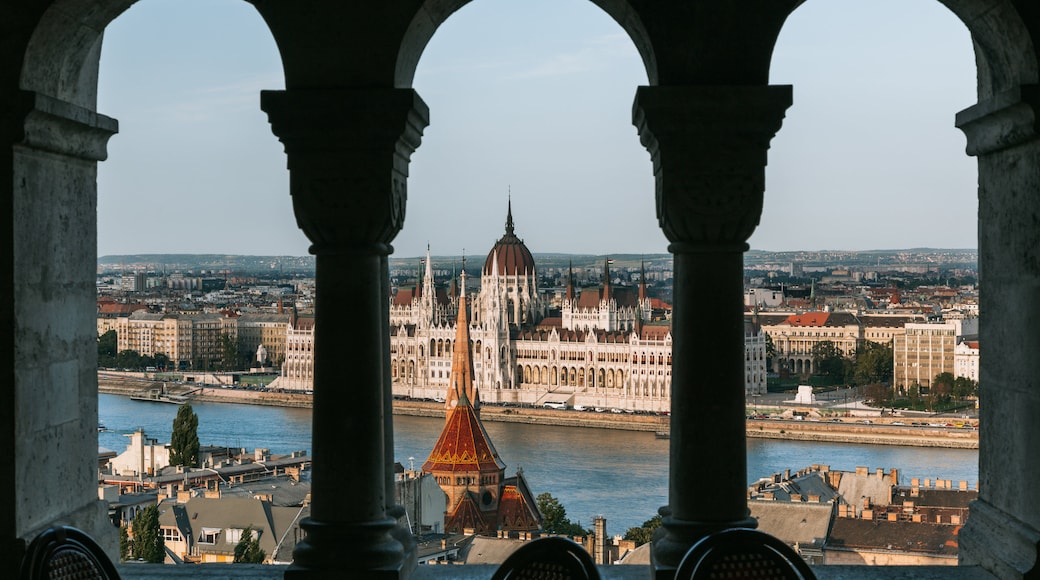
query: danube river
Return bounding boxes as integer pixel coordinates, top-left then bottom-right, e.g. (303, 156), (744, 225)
(99, 394), (979, 536)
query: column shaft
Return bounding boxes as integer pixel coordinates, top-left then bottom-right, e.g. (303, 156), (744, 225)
(263, 88), (427, 578)
(633, 85), (791, 577)
(668, 247), (749, 522)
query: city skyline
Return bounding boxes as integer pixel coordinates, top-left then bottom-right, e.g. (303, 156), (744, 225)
(97, 0), (977, 258)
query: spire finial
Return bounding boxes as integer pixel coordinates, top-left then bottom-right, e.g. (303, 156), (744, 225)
(460, 249), (467, 299)
(505, 193), (515, 237)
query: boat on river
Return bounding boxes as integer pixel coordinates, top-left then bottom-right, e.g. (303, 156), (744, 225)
(129, 383), (192, 405)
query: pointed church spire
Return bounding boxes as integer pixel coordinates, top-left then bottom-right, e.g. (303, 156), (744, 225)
(424, 244), (433, 283)
(565, 260), (575, 302)
(639, 260), (647, 303)
(603, 258), (612, 302)
(505, 194), (515, 237)
(449, 260), (458, 300)
(445, 273), (477, 412)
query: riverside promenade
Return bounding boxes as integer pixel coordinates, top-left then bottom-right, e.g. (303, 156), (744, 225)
(97, 373), (977, 449)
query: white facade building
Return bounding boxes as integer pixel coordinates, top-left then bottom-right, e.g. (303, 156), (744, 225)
(954, 338), (980, 383)
(385, 203), (768, 412)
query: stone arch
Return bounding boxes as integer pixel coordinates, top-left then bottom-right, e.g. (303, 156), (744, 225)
(394, 0), (658, 87)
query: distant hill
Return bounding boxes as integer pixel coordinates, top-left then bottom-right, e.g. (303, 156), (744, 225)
(97, 248), (977, 276)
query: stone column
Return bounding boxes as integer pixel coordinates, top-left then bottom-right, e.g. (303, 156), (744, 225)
(633, 85), (791, 577)
(262, 88), (428, 578)
(7, 91), (119, 558)
(955, 85), (1040, 578)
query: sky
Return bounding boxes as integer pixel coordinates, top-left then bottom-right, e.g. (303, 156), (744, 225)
(96, 0), (977, 259)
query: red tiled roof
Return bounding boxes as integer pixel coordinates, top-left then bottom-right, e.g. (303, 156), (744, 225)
(392, 286), (419, 306)
(640, 326), (671, 340)
(784, 312), (830, 327)
(576, 289), (603, 309)
(422, 400), (505, 474)
(650, 298), (672, 310)
(97, 302), (148, 316)
(292, 317), (315, 331)
(445, 493), (491, 535)
(497, 475), (542, 531)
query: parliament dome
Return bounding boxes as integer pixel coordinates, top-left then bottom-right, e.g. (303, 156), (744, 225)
(484, 201), (536, 276)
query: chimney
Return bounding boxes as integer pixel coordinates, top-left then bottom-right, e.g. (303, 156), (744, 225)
(594, 516), (608, 566)
(807, 494), (820, 503)
(856, 466), (868, 476)
(959, 480), (968, 491)
(441, 539), (447, 549)
(890, 468), (899, 486)
(876, 468), (884, 480)
(790, 494), (802, 502)
(784, 469), (791, 480)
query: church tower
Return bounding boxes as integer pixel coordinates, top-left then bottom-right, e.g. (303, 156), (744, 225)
(422, 273), (541, 535)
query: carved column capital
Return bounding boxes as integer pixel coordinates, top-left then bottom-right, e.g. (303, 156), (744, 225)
(15, 91), (118, 160)
(632, 85), (791, 250)
(261, 88), (429, 253)
(956, 85), (1040, 156)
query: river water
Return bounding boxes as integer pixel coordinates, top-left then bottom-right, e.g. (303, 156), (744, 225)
(98, 394), (979, 536)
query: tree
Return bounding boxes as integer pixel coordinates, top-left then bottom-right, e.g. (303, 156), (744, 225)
(536, 492), (587, 537)
(953, 376), (977, 400)
(623, 514), (662, 547)
(233, 526), (266, 563)
(170, 403), (200, 468)
(130, 505), (164, 563)
(851, 341), (893, 386)
(931, 372), (955, 409)
(98, 330), (118, 367)
(810, 341), (845, 380)
(764, 334), (776, 371)
(219, 333), (238, 371)
(864, 382), (891, 407)
(119, 524), (130, 562)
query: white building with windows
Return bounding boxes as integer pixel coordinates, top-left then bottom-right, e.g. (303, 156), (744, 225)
(386, 202), (767, 412)
(954, 338), (980, 383)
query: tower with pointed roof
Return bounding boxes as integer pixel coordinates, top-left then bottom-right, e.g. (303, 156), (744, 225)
(423, 272), (541, 535)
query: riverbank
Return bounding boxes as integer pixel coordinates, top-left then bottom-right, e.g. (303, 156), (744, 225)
(97, 376), (978, 449)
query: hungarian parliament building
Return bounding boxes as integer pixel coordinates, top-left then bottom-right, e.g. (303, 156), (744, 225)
(286, 204), (766, 413)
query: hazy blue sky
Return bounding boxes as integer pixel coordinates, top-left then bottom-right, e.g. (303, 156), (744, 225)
(97, 0), (977, 259)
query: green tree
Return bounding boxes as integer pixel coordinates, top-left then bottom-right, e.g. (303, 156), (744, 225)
(953, 376), (977, 400)
(130, 505), (164, 563)
(114, 349), (143, 370)
(536, 492), (587, 537)
(119, 524), (130, 562)
(233, 526), (266, 563)
(219, 333), (238, 371)
(98, 330), (118, 367)
(764, 334), (776, 371)
(851, 341), (894, 386)
(932, 372), (955, 408)
(623, 514), (662, 547)
(810, 341), (845, 380)
(170, 403), (200, 468)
